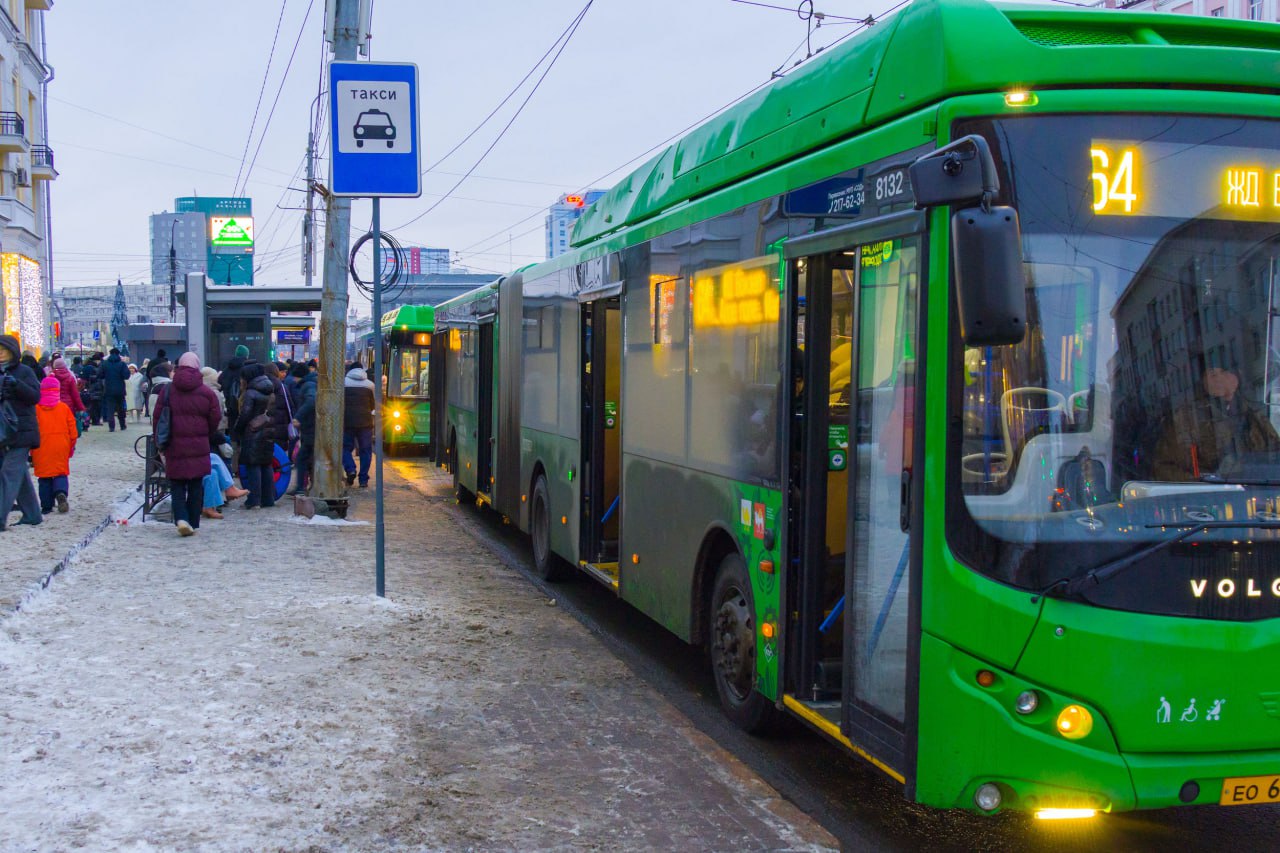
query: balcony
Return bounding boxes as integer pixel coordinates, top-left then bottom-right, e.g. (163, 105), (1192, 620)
(0, 113), (27, 155)
(30, 145), (55, 181)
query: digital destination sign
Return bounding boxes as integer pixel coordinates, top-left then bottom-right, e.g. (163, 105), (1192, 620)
(1091, 139), (1280, 221)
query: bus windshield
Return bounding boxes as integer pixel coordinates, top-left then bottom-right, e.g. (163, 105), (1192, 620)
(950, 114), (1280, 619)
(391, 346), (429, 398)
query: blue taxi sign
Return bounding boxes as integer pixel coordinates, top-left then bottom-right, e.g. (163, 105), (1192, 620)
(329, 61), (421, 198)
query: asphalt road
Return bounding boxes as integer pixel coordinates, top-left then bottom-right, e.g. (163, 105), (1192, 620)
(391, 457), (1279, 852)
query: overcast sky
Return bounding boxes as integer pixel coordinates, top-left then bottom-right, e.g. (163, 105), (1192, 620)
(48, 0), (886, 309)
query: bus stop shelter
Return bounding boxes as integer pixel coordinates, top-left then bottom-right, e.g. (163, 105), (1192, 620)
(180, 273), (323, 368)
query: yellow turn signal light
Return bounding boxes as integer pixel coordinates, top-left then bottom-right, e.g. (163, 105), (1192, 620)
(1005, 90), (1038, 107)
(1056, 704), (1093, 740)
(761, 622), (775, 639)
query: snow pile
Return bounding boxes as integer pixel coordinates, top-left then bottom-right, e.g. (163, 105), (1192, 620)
(287, 514), (370, 527)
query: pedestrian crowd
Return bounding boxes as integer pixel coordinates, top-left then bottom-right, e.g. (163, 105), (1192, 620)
(1, 340), (376, 538)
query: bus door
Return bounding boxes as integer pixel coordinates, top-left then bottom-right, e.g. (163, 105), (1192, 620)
(476, 320), (496, 503)
(579, 295), (622, 589)
(786, 212), (923, 779)
(429, 328), (447, 464)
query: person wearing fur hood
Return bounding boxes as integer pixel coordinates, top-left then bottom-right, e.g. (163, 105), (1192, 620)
(0, 333), (42, 529)
(342, 365), (376, 488)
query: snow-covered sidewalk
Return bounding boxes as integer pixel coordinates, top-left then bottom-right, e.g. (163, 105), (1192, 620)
(0, 424), (143, 613)
(0, 458), (835, 849)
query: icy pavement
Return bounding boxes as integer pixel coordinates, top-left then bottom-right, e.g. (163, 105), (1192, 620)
(0, 450), (836, 850)
(0, 424), (143, 613)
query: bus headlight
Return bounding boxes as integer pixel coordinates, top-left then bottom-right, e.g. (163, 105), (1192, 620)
(391, 409), (401, 419)
(393, 424), (403, 433)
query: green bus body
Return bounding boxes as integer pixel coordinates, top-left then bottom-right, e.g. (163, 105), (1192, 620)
(432, 0), (1280, 815)
(373, 304), (434, 455)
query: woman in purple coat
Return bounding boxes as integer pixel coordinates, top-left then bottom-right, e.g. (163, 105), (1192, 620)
(153, 352), (221, 536)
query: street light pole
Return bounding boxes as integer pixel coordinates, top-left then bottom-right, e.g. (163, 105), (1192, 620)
(313, 0), (359, 507)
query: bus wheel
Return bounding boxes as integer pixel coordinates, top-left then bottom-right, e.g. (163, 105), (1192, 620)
(530, 475), (569, 581)
(710, 553), (778, 733)
(451, 440), (471, 501)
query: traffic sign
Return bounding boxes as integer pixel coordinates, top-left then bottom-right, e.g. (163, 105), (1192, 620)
(92, 329), (100, 340)
(329, 61), (421, 198)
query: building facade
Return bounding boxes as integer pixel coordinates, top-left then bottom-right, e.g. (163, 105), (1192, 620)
(175, 196), (254, 286)
(54, 283), (186, 352)
(545, 190), (606, 259)
(1093, 0), (1277, 20)
(149, 211), (208, 287)
(0, 1), (54, 355)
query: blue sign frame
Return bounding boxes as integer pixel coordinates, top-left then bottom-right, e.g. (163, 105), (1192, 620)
(329, 61), (421, 198)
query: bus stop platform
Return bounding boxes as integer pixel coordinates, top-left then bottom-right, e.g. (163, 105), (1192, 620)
(0, 428), (836, 850)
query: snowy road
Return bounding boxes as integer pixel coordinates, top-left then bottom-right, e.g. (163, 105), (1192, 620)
(0, 446), (835, 850)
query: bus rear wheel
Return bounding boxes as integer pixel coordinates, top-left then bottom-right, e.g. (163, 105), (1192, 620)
(710, 553), (779, 733)
(531, 475), (569, 581)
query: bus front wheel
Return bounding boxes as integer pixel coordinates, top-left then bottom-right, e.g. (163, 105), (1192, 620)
(710, 553), (779, 733)
(530, 475), (569, 581)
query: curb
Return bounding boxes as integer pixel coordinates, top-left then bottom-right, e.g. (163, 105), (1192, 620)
(8, 483), (141, 616)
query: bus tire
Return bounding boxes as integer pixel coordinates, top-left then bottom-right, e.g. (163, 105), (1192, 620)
(451, 439), (471, 501)
(530, 475), (569, 581)
(710, 552), (779, 734)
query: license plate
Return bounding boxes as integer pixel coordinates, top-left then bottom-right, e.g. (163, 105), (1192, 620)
(1219, 775), (1280, 806)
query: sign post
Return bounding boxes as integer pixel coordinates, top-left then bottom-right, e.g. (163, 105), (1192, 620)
(329, 60), (421, 598)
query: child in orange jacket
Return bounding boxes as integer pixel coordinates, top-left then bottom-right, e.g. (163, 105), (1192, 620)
(32, 376), (78, 513)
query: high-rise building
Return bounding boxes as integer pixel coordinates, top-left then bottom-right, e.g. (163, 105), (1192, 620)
(150, 211), (208, 287)
(545, 190), (606, 259)
(175, 196), (254, 285)
(1091, 0), (1276, 20)
(0, 4), (55, 354)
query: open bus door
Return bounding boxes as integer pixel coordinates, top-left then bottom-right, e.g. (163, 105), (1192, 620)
(785, 211), (924, 787)
(579, 294), (622, 590)
(476, 320), (496, 505)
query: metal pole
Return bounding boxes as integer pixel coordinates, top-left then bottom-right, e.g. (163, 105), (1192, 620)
(372, 198), (385, 597)
(304, 132), (315, 287)
(313, 0), (359, 505)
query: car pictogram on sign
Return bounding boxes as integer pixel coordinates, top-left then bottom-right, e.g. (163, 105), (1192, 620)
(354, 109), (396, 148)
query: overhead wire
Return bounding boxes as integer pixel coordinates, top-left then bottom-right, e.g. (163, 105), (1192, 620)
(238, 0), (317, 199)
(389, 0), (595, 232)
(454, 0), (910, 269)
(234, 0), (290, 196)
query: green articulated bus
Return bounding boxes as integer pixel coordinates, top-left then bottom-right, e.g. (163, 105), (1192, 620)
(366, 304), (434, 456)
(431, 0), (1280, 818)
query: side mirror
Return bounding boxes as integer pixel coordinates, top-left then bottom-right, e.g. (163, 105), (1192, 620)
(952, 205), (1026, 346)
(909, 135), (1026, 347)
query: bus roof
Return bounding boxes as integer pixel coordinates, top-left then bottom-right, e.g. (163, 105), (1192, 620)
(573, 0), (1280, 247)
(379, 303), (435, 334)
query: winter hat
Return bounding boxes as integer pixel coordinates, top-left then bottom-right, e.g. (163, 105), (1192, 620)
(200, 366), (219, 389)
(235, 345), (249, 358)
(52, 357), (67, 371)
(0, 334), (20, 361)
(39, 376), (60, 406)
(178, 351), (202, 370)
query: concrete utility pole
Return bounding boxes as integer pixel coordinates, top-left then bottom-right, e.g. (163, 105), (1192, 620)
(303, 131), (315, 288)
(313, 0), (360, 505)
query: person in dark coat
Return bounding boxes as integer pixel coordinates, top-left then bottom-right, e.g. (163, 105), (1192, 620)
(233, 362), (278, 509)
(70, 356), (84, 379)
(342, 366), (376, 487)
(0, 334), (42, 530)
(290, 364), (318, 494)
(153, 352), (221, 536)
(219, 345), (249, 431)
(100, 348), (129, 432)
(146, 349), (171, 383)
(81, 353), (105, 426)
(265, 362), (295, 456)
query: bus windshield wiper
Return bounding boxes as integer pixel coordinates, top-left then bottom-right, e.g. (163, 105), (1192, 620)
(1200, 473), (1280, 487)
(1039, 520), (1280, 600)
